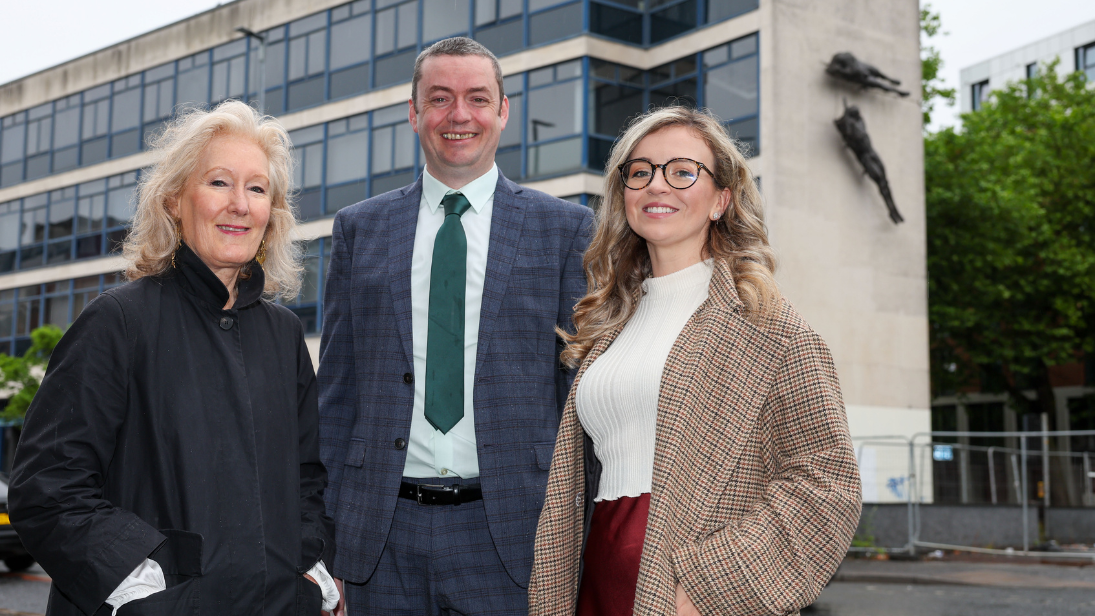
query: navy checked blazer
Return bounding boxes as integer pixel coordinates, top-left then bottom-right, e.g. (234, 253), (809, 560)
(317, 171), (594, 587)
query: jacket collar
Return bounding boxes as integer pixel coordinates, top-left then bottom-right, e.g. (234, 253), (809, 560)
(173, 242), (265, 310)
(706, 257), (745, 314)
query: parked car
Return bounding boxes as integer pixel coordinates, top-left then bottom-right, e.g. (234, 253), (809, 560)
(0, 474), (34, 572)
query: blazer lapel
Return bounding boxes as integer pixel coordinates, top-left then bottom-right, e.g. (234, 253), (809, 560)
(473, 175), (526, 378)
(388, 178), (423, 368)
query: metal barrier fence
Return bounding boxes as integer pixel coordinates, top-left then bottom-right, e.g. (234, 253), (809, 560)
(851, 429), (1095, 561)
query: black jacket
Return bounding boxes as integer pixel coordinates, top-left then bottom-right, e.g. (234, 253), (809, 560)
(9, 244), (334, 616)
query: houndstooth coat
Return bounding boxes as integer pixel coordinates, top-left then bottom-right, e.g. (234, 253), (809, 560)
(528, 258), (861, 615)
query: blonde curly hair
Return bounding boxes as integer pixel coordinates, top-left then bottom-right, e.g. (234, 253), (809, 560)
(123, 100), (302, 300)
(560, 106), (779, 368)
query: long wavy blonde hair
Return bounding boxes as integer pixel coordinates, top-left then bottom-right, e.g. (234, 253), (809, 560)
(560, 106), (779, 368)
(123, 100), (302, 300)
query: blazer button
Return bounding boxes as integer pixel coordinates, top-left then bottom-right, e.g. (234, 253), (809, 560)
(403, 373), (414, 384)
(219, 316), (234, 330)
(575, 491), (584, 508)
(394, 438), (407, 450)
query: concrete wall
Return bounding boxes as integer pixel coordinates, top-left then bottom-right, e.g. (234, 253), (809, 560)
(762, 0), (930, 502)
(1046, 508), (1095, 544)
(860, 504), (1039, 549)
(959, 18), (1095, 113)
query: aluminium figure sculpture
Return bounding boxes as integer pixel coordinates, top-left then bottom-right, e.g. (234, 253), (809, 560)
(834, 102), (904, 224)
(826, 52), (910, 97)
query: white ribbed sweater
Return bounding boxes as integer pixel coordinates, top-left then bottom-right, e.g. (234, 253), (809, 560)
(576, 259), (713, 502)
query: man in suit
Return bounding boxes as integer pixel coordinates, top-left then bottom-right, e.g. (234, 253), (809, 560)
(318, 37), (593, 615)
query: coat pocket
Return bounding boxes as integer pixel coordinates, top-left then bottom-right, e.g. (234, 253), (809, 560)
(296, 573), (324, 616)
(115, 577), (199, 616)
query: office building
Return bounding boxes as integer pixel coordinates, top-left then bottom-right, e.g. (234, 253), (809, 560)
(0, 0), (927, 501)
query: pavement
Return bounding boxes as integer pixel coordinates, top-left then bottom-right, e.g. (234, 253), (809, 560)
(834, 555), (1095, 589)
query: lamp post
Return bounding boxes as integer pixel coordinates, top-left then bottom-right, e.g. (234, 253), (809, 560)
(236, 27), (266, 114)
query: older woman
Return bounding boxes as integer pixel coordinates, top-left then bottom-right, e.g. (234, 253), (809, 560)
(528, 107), (861, 616)
(9, 100), (339, 616)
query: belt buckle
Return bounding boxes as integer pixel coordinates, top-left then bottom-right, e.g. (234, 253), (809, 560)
(417, 483), (444, 505)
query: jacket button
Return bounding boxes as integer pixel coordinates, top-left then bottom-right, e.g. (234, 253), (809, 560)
(219, 316), (233, 330)
(576, 491), (584, 508)
(403, 373), (414, 384)
(394, 438), (407, 450)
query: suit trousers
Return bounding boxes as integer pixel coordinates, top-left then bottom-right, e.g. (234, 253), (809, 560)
(345, 477), (528, 616)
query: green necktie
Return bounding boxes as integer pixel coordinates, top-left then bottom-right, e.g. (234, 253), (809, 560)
(425, 191), (472, 434)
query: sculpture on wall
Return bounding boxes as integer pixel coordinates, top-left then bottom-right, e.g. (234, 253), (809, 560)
(834, 103), (904, 224)
(826, 52), (910, 97)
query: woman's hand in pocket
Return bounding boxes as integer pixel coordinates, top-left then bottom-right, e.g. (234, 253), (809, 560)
(675, 583), (700, 616)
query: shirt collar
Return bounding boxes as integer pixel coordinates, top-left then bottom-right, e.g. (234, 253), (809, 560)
(421, 164), (498, 214)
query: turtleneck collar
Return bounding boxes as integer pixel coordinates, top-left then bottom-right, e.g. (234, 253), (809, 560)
(642, 259), (714, 297)
(172, 242), (266, 311)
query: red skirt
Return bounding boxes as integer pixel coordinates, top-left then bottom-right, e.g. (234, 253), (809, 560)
(576, 493), (652, 616)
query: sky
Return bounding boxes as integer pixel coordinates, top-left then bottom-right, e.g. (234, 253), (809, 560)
(1, 0), (1095, 131)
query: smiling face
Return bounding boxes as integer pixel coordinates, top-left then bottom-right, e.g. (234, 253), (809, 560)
(170, 134), (272, 285)
(409, 54), (508, 188)
(623, 125), (731, 276)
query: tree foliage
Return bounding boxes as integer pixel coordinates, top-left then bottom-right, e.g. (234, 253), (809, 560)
(921, 4), (956, 127)
(926, 63), (1095, 417)
(0, 325), (64, 421)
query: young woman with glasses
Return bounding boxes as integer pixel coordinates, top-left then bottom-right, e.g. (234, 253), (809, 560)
(528, 106), (861, 616)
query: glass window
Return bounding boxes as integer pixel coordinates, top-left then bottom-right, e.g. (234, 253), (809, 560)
(0, 200), (20, 255)
(370, 107), (416, 175)
(107, 179), (137, 228)
(331, 13), (372, 69)
(266, 38), (287, 90)
(529, 2), (582, 46)
(590, 82), (643, 137)
(1, 113), (26, 164)
(177, 54), (211, 107)
(77, 179), (107, 234)
(377, 0), (418, 55)
(327, 127), (369, 185)
(82, 88), (111, 140)
(704, 56), (758, 121)
(212, 41), (247, 103)
(475, 19), (523, 57)
(590, 3), (642, 44)
(423, 0), (469, 42)
(290, 126), (325, 190)
(475, 0), (496, 25)
(49, 188), (77, 239)
(26, 104), (52, 157)
(971, 79), (989, 111)
(21, 194), (47, 247)
(53, 95), (81, 149)
(112, 86), (141, 132)
(1077, 42), (1095, 81)
(527, 80), (581, 142)
(289, 29), (328, 81)
(651, 0), (697, 44)
(528, 136), (581, 177)
(707, 0), (757, 23)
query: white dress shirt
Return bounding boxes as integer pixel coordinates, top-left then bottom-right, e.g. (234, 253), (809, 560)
(403, 164), (498, 479)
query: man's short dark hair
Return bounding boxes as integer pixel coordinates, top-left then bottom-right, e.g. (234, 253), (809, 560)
(411, 37), (505, 111)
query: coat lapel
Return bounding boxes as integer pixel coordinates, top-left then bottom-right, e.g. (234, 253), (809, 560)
(473, 174), (526, 378)
(388, 178), (423, 368)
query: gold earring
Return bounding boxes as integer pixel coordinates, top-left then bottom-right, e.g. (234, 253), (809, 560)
(171, 219), (183, 268)
(255, 239), (268, 265)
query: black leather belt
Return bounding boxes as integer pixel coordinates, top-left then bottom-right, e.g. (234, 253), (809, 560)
(399, 481), (483, 505)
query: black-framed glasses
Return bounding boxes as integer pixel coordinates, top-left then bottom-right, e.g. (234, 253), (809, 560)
(617, 158), (715, 190)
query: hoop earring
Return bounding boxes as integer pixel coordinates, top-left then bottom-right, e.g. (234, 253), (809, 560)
(171, 219), (183, 269)
(255, 239), (268, 265)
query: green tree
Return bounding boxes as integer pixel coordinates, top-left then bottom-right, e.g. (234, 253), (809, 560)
(0, 325), (64, 421)
(921, 4), (956, 126)
(926, 62), (1095, 418)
